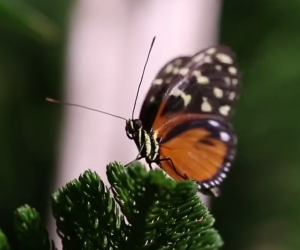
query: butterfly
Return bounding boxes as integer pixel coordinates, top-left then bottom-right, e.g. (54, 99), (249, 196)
(125, 45), (241, 196)
(47, 40), (240, 197)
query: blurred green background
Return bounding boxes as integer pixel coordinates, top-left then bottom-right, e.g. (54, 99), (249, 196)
(1, 0), (300, 249)
(0, 0), (71, 247)
(213, 1), (300, 250)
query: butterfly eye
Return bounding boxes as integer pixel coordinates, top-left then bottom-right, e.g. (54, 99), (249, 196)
(133, 119), (142, 130)
(125, 120), (143, 140)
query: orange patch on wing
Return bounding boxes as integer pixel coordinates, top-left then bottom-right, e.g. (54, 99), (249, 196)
(159, 128), (227, 183)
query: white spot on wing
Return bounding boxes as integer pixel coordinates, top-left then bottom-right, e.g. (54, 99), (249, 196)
(208, 120), (220, 127)
(165, 64), (173, 74)
(182, 95), (192, 107)
(213, 87), (223, 98)
(193, 71), (209, 84)
(173, 67), (179, 74)
(149, 96), (155, 102)
(179, 67), (189, 76)
(228, 66), (237, 75)
(153, 78), (163, 85)
(204, 56), (212, 63)
(219, 105), (231, 116)
(232, 78), (238, 85)
(224, 77), (231, 85)
(216, 53), (233, 64)
(220, 131), (230, 142)
(203, 183), (209, 188)
(171, 88), (191, 107)
(201, 98), (212, 112)
(206, 47), (216, 54)
(228, 92), (236, 100)
(215, 65), (222, 71)
(220, 173), (227, 178)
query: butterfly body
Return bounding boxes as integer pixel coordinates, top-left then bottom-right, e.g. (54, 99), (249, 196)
(125, 119), (161, 164)
(127, 45), (241, 196)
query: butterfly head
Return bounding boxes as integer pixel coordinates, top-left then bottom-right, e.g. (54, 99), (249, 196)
(125, 119), (143, 139)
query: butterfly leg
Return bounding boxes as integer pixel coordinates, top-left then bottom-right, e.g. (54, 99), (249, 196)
(124, 155), (143, 168)
(124, 143), (145, 168)
(157, 157), (176, 169)
(158, 157), (187, 179)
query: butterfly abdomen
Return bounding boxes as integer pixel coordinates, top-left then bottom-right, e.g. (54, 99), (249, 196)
(139, 129), (160, 163)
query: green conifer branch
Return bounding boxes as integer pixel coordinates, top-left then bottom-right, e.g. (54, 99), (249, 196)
(51, 166), (127, 250)
(14, 205), (57, 250)
(0, 161), (223, 250)
(107, 162), (223, 250)
(0, 230), (10, 250)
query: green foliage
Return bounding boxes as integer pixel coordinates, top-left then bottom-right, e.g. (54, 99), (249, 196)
(0, 230), (10, 250)
(0, 0), (59, 42)
(0, 162), (223, 250)
(14, 205), (56, 250)
(0, 205), (56, 250)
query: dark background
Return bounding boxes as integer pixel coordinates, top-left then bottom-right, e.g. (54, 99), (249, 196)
(1, 1), (300, 249)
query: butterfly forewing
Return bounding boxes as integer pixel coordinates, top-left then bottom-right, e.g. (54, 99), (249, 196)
(152, 45), (241, 129)
(139, 56), (191, 131)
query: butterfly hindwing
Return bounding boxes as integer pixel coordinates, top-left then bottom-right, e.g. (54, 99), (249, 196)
(139, 56), (191, 131)
(157, 115), (236, 191)
(152, 45), (241, 130)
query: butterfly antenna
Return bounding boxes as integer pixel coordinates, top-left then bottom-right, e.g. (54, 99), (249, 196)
(46, 97), (127, 121)
(131, 36), (156, 119)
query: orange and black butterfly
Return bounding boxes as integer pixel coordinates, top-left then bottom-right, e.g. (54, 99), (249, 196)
(125, 45), (240, 196)
(47, 41), (240, 197)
